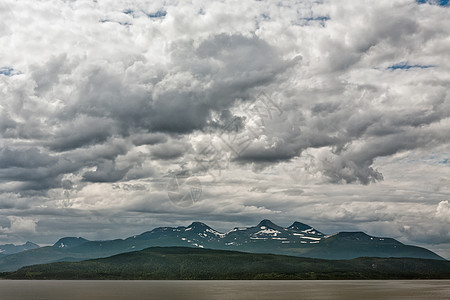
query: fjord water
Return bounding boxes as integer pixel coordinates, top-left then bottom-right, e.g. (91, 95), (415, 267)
(0, 280), (449, 299)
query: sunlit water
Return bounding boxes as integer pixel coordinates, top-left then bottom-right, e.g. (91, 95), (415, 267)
(0, 280), (448, 299)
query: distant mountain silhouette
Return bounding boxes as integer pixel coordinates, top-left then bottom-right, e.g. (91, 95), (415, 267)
(0, 220), (443, 272)
(0, 241), (39, 255)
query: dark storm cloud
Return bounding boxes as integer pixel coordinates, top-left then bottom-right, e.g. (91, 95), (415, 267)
(66, 139), (129, 163)
(148, 33), (291, 132)
(228, 72), (450, 183)
(0, 148), (57, 168)
(319, 155), (384, 185)
(150, 142), (188, 160)
(317, 116), (450, 184)
(149, 90), (210, 133)
(1, 31), (293, 192)
(48, 116), (117, 152)
(0, 148), (68, 192)
(0, 153), (80, 192)
(131, 133), (168, 146)
(0, 167), (63, 192)
(7, 32), (291, 196)
(0, 139), (132, 192)
(55, 65), (152, 138)
(46, 33), (289, 152)
(61, 179), (73, 190)
(27, 10), (446, 186)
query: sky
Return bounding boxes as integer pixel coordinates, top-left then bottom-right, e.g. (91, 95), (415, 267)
(0, 0), (449, 258)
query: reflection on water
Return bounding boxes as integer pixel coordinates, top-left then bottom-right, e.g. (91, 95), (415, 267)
(0, 280), (449, 300)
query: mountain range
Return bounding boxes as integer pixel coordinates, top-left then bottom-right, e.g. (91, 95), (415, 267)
(0, 241), (39, 256)
(0, 219), (444, 272)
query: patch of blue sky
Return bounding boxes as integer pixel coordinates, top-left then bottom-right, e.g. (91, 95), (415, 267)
(99, 19), (131, 26)
(260, 13), (270, 20)
(293, 15), (330, 27)
(0, 67), (20, 76)
(303, 16), (330, 22)
(146, 10), (167, 18)
(416, 0), (449, 6)
(387, 62), (435, 70)
(398, 153), (450, 165)
(122, 8), (166, 19)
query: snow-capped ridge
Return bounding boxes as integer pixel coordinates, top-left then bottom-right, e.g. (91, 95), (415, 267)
(287, 221), (312, 231)
(1, 219), (443, 272)
(53, 237), (89, 249)
(287, 221), (324, 236)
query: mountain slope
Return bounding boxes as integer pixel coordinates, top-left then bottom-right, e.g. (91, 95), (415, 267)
(0, 220), (443, 272)
(53, 237), (89, 249)
(0, 246), (96, 272)
(0, 242), (39, 255)
(3, 247), (449, 280)
(300, 232), (441, 260)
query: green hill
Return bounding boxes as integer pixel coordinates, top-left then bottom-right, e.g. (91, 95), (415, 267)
(2, 247), (449, 280)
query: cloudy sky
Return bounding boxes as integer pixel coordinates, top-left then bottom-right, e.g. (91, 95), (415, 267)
(0, 0), (449, 258)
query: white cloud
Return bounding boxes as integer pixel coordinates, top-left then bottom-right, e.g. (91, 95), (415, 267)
(436, 200), (450, 222)
(1, 217), (39, 234)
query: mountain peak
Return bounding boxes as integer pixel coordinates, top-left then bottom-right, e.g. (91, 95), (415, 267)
(257, 219), (273, 225)
(256, 219), (281, 229)
(288, 221), (313, 231)
(187, 222), (211, 230)
(0, 241), (40, 255)
(53, 237), (89, 249)
(330, 232), (401, 244)
(24, 241), (39, 247)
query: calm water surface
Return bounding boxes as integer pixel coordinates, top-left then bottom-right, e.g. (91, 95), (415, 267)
(0, 280), (448, 299)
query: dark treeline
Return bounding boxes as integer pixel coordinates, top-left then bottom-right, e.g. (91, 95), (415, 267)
(2, 247), (450, 280)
